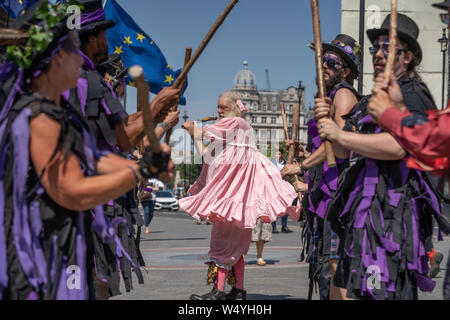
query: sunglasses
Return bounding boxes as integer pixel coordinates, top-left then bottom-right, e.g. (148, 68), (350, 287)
(369, 44), (406, 58)
(323, 54), (343, 71)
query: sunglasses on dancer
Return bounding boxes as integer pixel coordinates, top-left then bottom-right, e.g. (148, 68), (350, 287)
(369, 42), (407, 59)
(323, 54), (344, 72)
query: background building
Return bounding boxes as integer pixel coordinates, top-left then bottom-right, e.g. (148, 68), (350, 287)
(231, 61), (308, 156)
(342, 0), (448, 108)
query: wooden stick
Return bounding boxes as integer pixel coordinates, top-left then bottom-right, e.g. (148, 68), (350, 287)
(171, 0), (239, 89)
(310, 0), (337, 168)
(384, 0), (398, 80)
(129, 65), (161, 155)
(165, 47), (192, 145)
(280, 103), (303, 200)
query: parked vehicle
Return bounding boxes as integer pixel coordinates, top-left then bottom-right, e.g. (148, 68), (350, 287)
(155, 191), (179, 211)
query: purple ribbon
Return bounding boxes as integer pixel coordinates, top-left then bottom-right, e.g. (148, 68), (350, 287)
(80, 8), (106, 27)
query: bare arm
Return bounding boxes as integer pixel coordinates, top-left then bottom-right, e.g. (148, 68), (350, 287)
(96, 153), (137, 174)
(30, 114), (141, 212)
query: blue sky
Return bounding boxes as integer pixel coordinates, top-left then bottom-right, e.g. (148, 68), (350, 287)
(112, 0), (342, 123)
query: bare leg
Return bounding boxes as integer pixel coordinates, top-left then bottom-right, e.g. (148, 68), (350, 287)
(329, 258), (349, 300)
(256, 240), (266, 266)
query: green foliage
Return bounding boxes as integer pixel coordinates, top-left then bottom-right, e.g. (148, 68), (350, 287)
(5, 0), (81, 69)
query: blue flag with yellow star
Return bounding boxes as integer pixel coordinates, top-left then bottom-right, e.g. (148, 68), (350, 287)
(0, 0), (39, 19)
(104, 0), (187, 105)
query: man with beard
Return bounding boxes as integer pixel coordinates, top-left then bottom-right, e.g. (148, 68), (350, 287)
(315, 14), (450, 299)
(366, 0), (450, 300)
(282, 34), (361, 300)
(63, 0), (180, 299)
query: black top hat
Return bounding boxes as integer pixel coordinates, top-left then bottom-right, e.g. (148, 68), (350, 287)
(366, 13), (422, 63)
(78, 0), (115, 34)
(315, 34), (361, 79)
(433, 0), (450, 10)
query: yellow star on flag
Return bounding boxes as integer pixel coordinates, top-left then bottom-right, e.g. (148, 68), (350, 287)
(167, 63), (172, 70)
(136, 33), (146, 43)
(123, 36), (133, 46)
(164, 74), (174, 85)
(114, 45), (124, 54)
(150, 41), (154, 45)
(128, 81), (136, 87)
(19, 0), (23, 5)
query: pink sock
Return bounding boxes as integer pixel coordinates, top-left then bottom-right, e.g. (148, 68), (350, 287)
(215, 267), (228, 292)
(234, 257), (245, 290)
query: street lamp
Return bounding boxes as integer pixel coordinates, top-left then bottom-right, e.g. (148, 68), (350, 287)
(182, 111), (189, 188)
(438, 28), (449, 110)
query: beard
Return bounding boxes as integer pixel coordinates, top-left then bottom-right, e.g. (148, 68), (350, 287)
(325, 68), (345, 93)
(94, 46), (109, 65)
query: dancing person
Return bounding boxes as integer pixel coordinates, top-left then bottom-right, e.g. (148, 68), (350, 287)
(282, 34), (361, 300)
(180, 91), (300, 300)
(271, 151), (292, 233)
(63, 0), (180, 297)
(315, 14), (450, 300)
(0, 1), (173, 299)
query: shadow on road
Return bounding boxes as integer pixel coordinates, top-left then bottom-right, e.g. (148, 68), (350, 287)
(140, 237), (208, 242)
(246, 259), (281, 266)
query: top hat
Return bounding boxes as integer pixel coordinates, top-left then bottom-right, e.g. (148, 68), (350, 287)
(78, 0), (115, 34)
(433, 0), (450, 10)
(366, 13), (422, 63)
(321, 34), (361, 79)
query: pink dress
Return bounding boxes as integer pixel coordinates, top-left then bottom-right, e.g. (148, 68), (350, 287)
(179, 117), (300, 269)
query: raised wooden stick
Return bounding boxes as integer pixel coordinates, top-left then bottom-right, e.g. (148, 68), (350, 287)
(280, 103), (303, 200)
(165, 47), (192, 145)
(310, 0), (336, 168)
(384, 0), (398, 80)
(171, 0), (239, 89)
(129, 65), (161, 155)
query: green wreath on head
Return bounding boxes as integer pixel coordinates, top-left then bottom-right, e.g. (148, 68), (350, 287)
(5, 0), (82, 69)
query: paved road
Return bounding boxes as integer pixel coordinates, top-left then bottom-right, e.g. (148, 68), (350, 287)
(111, 208), (449, 300)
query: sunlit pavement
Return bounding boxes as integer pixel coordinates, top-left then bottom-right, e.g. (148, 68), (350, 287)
(111, 208), (449, 300)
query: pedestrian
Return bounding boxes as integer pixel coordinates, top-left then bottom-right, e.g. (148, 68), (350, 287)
(316, 14), (450, 300)
(0, 0), (173, 299)
(180, 91), (300, 300)
(282, 34), (361, 300)
(63, 0), (181, 297)
(251, 218), (273, 266)
(365, 1), (450, 300)
(271, 150), (293, 233)
(138, 178), (159, 234)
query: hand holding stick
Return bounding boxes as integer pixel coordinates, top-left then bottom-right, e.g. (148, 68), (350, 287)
(310, 0), (336, 167)
(165, 47), (192, 144)
(129, 65), (161, 155)
(280, 103), (303, 200)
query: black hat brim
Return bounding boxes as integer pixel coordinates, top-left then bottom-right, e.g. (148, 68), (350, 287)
(78, 19), (115, 34)
(366, 28), (422, 63)
(322, 43), (359, 78)
(433, 1), (450, 10)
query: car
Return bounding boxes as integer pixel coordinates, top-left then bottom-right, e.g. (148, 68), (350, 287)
(154, 191), (179, 211)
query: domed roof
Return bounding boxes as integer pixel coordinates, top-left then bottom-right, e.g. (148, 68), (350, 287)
(233, 61), (257, 91)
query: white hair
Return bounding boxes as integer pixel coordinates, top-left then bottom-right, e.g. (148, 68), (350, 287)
(219, 91), (244, 118)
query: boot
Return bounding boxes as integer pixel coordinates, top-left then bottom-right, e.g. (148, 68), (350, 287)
(430, 251), (444, 278)
(190, 287), (226, 300)
(225, 287), (247, 300)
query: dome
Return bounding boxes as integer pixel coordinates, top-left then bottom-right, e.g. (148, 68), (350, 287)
(233, 61), (257, 91)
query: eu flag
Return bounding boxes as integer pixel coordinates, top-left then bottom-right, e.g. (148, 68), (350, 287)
(0, 0), (39, 19)
(104, 0), (187, 105)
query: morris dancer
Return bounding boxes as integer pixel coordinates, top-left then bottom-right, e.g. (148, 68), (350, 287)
(0, 1), (173, 299)
(282, 34), (361, 300)
(180, 91), (300, 300)
(316, 14), (450, 299)
(366, 0), (450, 300)
(63, 0), (180, 297)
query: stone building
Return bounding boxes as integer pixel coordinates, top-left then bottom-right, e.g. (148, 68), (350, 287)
(341, 0), (448, 108)
(231, 61), (308, 156)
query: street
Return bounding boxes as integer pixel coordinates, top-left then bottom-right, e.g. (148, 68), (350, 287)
(111, 207), (450, 300)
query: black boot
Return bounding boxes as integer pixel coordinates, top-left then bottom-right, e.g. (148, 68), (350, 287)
(225, 287), (247, 300)
(190, 287), (226, 300)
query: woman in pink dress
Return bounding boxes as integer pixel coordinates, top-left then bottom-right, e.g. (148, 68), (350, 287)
(180, 91), (300, 300)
